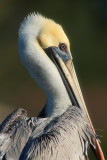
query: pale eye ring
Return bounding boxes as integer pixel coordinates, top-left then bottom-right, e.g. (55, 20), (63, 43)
(59, 43), (67, 52)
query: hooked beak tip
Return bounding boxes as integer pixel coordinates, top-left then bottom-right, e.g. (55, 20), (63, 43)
(93, 138), (105, 160)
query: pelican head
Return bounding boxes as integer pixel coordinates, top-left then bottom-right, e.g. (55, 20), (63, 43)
(19, 13), (104, 160)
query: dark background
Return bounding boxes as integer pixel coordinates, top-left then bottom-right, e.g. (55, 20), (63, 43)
(0, 0), (107, 158)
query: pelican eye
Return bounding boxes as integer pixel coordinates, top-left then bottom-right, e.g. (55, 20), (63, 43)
(59, 43), (67, 52)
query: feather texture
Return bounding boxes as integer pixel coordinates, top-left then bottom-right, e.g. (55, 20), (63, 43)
(0, 106), (96, 160)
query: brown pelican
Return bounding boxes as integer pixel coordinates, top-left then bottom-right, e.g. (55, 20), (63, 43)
(0, 13), (104, 160)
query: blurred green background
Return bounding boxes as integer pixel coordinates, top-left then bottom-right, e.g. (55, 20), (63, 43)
(0, 0), (107, 159)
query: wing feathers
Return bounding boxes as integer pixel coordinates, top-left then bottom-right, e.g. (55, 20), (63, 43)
(0, 106), (96, 160)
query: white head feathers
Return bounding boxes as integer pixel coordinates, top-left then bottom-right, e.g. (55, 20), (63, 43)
(18, 13), (71, 117)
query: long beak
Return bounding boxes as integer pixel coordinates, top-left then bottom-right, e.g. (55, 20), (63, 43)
(59, 58), (104, 160)
(56, 52), (104, 160)
(45, 46), (104, 159)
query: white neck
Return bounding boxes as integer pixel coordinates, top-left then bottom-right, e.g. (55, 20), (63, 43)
(19, 14), (71, 117)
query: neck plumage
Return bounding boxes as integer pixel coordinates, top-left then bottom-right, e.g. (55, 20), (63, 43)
(19, 14), (71, 117)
